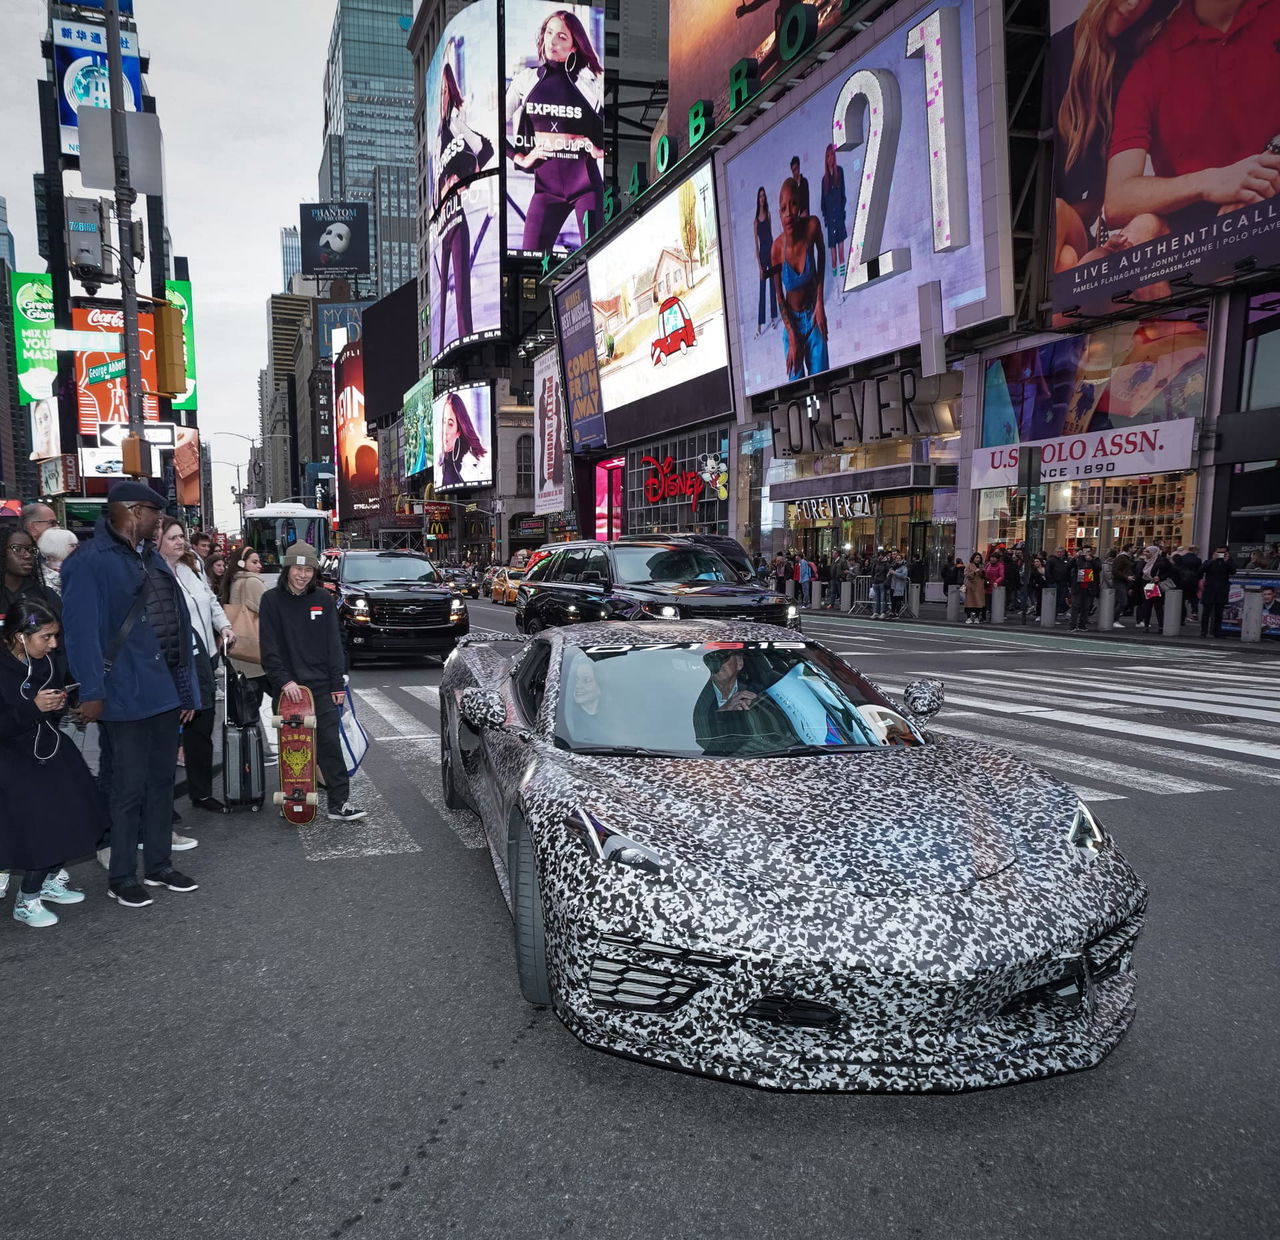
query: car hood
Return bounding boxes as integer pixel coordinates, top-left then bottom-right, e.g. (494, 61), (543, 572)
(561, 744), (1032, 897)
(619, 582), (782, 603)
(343, 582), (451, 598)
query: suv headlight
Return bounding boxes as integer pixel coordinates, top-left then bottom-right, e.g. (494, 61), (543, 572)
(1068, 802), (1107, 855)
(350, 597), (369, 611)
(787, 603), (799, 619)
(641, 603), (680, 619)
(565, 806), (667, 876)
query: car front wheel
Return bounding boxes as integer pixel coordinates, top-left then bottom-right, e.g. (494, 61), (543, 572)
(440, 703), (465, 809)
(510, 817), (551, 1005)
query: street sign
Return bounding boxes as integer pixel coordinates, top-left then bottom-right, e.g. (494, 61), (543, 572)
(52, 328), (123, 352)
(98, 421), (176, 448)
(87, 357), (127, 385)
(464, 503), (478, 513)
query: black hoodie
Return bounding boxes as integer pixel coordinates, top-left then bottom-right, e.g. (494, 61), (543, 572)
(259, 582), (346, 694)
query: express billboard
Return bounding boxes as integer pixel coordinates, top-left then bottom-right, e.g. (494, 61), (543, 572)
(586, 162), (731, 441)
(553, 267), (606, 450)
(1048, 0), (1280, 316)
(426, 0), (499, 219)
(300, 203), (371, 278)
(430, 174), (502, 364)
(9, 272), (56, 404)
(334, 339), (379, 519)
(504, 1), (606, 258)
(72, 304), (159, 436)
(164, 279), (198, 411)
(54, 18), (142, 157)
(718, 0), (1012, 397)
(533, 347), (567, 514)
(403, 373), (434, 477)
(975, 313), (1208, 488)
(432, 382), (493, 490)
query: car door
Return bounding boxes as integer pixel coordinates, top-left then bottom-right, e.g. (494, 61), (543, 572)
(519, 549), (559, 626)
(575, 546), (611, 623)
(535, 549), (576, 627)
(552, 548), (591, 624)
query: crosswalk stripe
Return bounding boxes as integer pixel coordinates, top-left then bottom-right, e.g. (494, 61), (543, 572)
(875, 681), (1280, 761)
(359, 688), (429, 737)
(401, 684), (441, 708)
(298, 766), (422, 862)
(1069, 786), (1127, 802)
(932, 725), (1227, 795)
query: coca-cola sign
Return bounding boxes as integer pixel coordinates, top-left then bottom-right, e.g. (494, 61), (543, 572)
(72, 304), (159, 437)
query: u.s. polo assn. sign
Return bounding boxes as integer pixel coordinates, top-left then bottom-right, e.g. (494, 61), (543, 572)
(970, 418), (1197, 489)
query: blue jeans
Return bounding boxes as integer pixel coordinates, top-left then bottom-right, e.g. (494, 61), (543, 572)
(103, 709), (182, 883)
(870, 582), (888, 612)
(785, 306), (830, 381)
(799, 579), (812, 607)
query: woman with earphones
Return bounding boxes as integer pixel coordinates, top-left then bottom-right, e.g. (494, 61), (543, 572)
(0, 599), (106, 928)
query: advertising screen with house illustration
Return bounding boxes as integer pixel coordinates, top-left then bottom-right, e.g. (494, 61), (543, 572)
(585, 162), (732, 443)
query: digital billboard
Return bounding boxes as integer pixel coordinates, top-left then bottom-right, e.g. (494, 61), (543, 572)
(504, 2), (606, 257)
(9, 272), (56, 404)
(403, 373), (434, 477)
(1048, 0), (1280, 316)
(586, 162), (731, 442)
(718, 0), (1012, 396)
(426, 0), (499, 218)
(975, 314), (1207, 488)
(553, 268), (606, 450)
(164, 279), (198, 411)
(533, 347), (567, 515)
(667, 0), (846, 157)
(334, 339), (379, 519)
(53, 18), (142, 157)
(72, 304), (159, 436)
(300, 203), (371, 278)
(317, 301), (372, 359)
(430, 174), (502, 364)
(432, 382), (493, 490)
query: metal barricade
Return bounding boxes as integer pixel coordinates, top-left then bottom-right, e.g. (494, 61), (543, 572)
(847, 575), (873, 616)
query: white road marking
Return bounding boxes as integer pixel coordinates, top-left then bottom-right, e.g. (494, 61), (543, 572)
(298, 765), (422, 862)
(400, 683), (441, 708)
(359, 688), (430, 736)
(1072, 786), (1127, 802)
(931, 725), (1227, 795)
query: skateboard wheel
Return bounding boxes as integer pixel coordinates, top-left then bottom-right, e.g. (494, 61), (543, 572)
(272, 791), (284, 805)
(303, 715), (317, 728)
(306, 793), (319, 806)
(270, 715), (282, 728)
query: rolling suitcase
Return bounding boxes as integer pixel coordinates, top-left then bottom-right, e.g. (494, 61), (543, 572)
(222, 719), (265, 812)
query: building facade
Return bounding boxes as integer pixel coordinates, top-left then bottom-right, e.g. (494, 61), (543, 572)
(280, 225), (301, 292)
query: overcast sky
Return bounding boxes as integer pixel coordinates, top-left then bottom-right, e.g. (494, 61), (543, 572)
(0, 0), (334, 529)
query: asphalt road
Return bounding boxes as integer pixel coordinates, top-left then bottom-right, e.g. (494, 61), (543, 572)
(2, 597), (1276, 1239)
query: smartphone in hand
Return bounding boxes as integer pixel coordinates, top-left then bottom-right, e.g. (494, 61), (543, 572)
(63, 682), (80, 710)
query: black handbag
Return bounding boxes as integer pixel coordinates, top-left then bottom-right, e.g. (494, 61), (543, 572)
(225, 667), (260, 728)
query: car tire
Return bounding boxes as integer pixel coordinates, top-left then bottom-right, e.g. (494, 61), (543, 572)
(523, 618), (542, 636)
(511, 817), (552, 1005)
(440, 704), (465, 809)
(679, 339), (688, 356)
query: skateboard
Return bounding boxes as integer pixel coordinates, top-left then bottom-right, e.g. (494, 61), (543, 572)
(271, 686), (320, 825)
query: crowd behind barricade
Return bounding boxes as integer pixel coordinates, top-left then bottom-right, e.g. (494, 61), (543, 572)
(0, 484), (363, 932)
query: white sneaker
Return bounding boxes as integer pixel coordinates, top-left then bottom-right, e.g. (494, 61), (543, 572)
(13, 894), (57, 928)
(171, 833), (199, 851)
(0, 872), (8, 899)
(40, 872), (86, 905)
(1112, 622), (1125, 629)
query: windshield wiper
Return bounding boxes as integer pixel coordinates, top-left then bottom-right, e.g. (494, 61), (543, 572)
(564, 744), (674, 757)
(758, 743), (877, 757)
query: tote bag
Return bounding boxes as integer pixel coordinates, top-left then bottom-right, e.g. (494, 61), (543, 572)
(338, 691), (370, 775)
(223, 601), (261, 665)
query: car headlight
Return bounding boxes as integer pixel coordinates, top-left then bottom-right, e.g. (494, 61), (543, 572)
(1068, 801), (1107, 855)
(565, 806), (666, 876)
(641, 603), (680, 619)
(786, 603), (799, 619)
(350, 597), (369, 611)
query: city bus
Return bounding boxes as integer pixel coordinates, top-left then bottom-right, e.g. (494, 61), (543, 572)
(242, 503), (331, 576)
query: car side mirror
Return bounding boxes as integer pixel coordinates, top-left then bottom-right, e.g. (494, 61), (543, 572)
(460, 687), (506, 731)
(901, 678), (944, 722)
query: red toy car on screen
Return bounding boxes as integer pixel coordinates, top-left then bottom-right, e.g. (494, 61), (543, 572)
(650, 296), (696, 366)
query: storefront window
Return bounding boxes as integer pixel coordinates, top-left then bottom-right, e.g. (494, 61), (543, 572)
(625, 425), (731, 535)
(1240, 294), (1280, 412)
(1225, 460), (1280, 558)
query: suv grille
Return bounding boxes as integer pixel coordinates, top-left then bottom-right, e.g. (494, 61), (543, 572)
(368, 599), (451, 626)
(715, 604), (791, 627)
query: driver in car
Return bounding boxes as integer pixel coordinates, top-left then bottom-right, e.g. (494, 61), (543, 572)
(694, 649), (769, 753)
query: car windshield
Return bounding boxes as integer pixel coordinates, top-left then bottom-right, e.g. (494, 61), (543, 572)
(612, 545), (734, 585)
(554, 642), (927, 758)
(343, 554), (438, 584)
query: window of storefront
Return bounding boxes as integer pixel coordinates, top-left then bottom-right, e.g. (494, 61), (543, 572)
(1241, 294), (1280, 412)
(625, 425), (731, 535)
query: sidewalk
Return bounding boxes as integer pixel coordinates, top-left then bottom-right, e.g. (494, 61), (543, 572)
(801, 598), (1280, 656)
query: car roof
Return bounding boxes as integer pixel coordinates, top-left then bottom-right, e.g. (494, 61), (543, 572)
(535, 618), (803, 650)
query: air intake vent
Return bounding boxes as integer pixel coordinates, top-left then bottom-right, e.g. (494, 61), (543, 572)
(588, 956), (705, 1013)
(743, 995), (840, 1030)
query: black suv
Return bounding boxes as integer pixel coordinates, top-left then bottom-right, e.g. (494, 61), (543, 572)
(514, 539), (798, 635)
(320, 549), (469, 660)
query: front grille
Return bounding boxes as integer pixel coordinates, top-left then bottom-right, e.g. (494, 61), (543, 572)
(743, 995), (841, 1029)
(588, 956), (706, 1013)
(703, 604), (792, 627)
(368, 599), (452, 626)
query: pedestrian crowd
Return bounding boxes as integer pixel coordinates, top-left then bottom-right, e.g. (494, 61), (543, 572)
(0, 483), (363, 932)
(759, 548), (928, 615)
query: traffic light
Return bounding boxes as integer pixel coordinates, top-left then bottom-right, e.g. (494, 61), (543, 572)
(153, 300), (186, 397)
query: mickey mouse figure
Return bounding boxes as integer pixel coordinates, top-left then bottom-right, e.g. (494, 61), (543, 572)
(697, 452), (729, 501)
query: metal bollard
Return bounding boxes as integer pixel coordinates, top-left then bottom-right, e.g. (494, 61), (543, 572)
(785, 578), (795, 599)
(990, 586), (1005, 624)
(1241, 585), (1264, 643)
(1041, 587), (1058, 627)
(946, 584), (963, 623)
(1162, 588), (1183, 637)
(1097, 587), (1116, 631)
(841, 580), (852, 611)
(907, 583), (921, 619)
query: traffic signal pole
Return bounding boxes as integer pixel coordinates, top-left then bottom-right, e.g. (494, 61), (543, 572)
(104, 0), (150, 474)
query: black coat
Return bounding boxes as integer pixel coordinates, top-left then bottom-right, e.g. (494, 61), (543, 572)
(0, 647), (107, 871)
(1200, 555), (1236, 599)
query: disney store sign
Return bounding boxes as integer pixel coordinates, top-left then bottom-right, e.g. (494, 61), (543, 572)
(641, 452), (731, 512)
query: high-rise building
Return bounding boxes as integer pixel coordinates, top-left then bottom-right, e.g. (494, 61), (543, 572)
(280, 225), (301, 291)
(318, 0), (416, 298)
(0, 197), (16, 270)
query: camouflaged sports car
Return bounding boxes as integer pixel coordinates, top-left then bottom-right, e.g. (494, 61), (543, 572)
(440, 620), (1146, 1092)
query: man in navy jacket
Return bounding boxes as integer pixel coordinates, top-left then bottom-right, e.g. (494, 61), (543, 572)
(61, 481), (199, 908)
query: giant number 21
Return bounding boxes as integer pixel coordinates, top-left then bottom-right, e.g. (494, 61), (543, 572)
(832, 6), (969, 293)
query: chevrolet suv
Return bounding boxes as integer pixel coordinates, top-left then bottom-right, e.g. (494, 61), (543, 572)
(320, 549), (468, 661)
(514, 539), (798, 635)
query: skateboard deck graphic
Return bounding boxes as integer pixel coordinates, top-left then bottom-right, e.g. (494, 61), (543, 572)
(271, 686), (319, 825)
